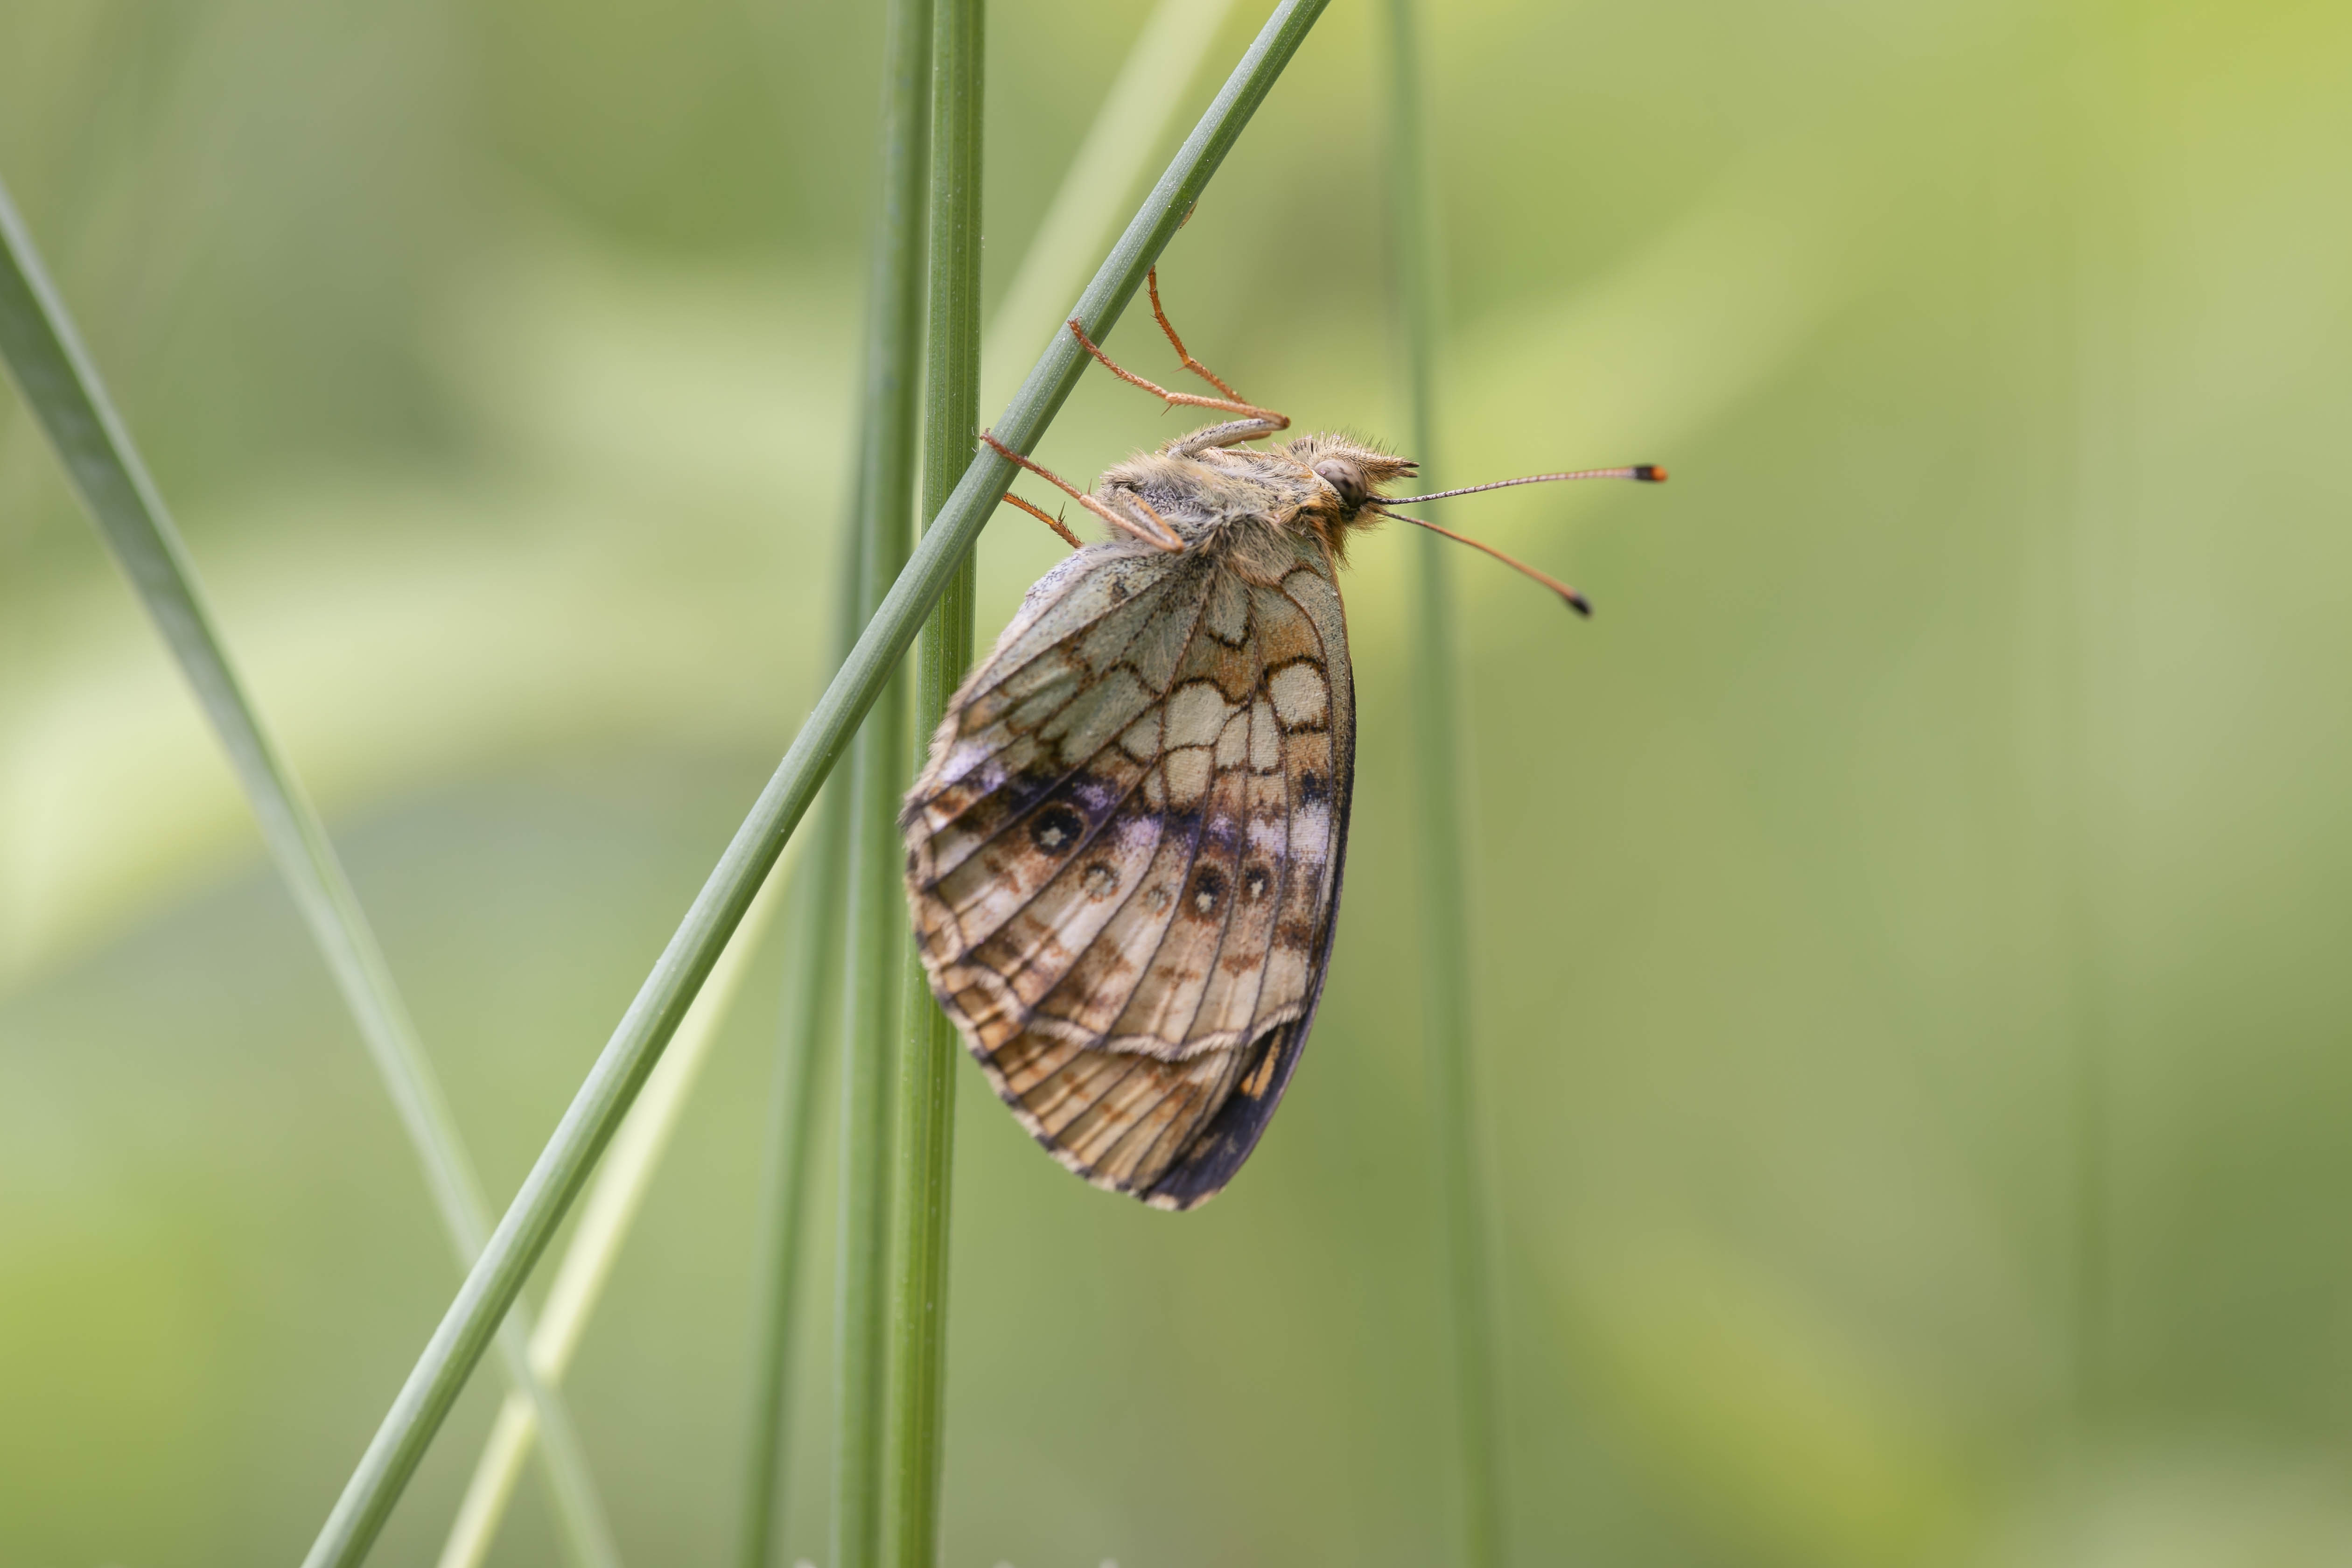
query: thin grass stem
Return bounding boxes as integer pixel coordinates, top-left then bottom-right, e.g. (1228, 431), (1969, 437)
(1377, 6), (1506, 1565)
(0, 180), (624, 1568)
(833, 0), (934, 1560)
(432, 842), (791, 1568)
(733, 507), (869, 1568)
(882, 0), (982, 1562)
(291, 8), (1330, 1561)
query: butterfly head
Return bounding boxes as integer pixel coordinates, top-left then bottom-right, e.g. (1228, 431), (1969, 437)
(1284, 434), (1419, 555)
(1293, 436), (1667, 615)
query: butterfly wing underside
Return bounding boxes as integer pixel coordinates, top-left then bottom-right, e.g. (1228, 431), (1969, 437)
(901, 536), (1355, 1209)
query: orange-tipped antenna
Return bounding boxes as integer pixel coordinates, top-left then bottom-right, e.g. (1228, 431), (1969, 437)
(1371, 506), (1593, 616)
(1386, 464), (1665, 505)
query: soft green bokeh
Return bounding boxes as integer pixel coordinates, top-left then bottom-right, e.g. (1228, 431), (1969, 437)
(5, 0), (2351, 1564)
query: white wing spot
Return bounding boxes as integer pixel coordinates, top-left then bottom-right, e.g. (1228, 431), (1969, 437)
(1165, 747), (1212, 808)
(1269, 663), (1328, 728)
(1119, 709), (1163, 763)
(1291, 801), (1331, 857)
(1164, 680), (1232, 749)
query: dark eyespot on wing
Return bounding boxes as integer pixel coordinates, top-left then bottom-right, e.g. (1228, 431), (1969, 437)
(1029, 805), (1082, 854)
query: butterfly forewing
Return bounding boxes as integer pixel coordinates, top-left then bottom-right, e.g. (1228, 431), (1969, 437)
(903, 537), (1356, 1208)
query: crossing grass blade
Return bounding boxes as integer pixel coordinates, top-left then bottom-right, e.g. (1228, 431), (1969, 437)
(1377, 4), (1508, 1564)
(0, 178), (626, 1568)
(290, 6), (1333, 1562)
(882, 0), (983, 1561)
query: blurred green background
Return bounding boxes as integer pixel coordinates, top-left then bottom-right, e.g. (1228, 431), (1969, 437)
(5, 0), (2352, 1563)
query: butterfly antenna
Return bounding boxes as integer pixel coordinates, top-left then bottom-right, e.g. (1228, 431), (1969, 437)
(1370, 506), (1594, 616)
(1385, 465), (1665, 505)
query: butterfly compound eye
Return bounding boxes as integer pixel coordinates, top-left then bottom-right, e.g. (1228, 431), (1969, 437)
(1312, 459), (1367, 510)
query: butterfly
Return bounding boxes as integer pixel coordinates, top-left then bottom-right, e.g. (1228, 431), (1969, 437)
(900, 270), (1660, 1209)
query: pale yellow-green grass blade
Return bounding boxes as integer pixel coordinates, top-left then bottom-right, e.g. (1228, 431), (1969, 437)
(979, 0), (1239, 413)
(435, 847), (791, 1568)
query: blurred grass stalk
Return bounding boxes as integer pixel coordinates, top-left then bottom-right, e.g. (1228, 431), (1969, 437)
(833, 0), (933, 1561)
(882, 0), (982, 1562)
(293, 6), (1329, 1561)
(0, 182), (627, 1568)
(979, 0), (1238, 411)
(436, 850), (791, 1568)
(1378, 5), (1506, 1566)
(2061, 11), (2139, 1438)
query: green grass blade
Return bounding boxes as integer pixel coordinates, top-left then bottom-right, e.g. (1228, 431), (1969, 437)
(1378, 5), (1506, 1565)
(0, 180), (625, 1568)
(294, 7), (1330, 1561)
(833, 0), (934, 1560)
(436, 851), (791, 1568)
(883, 0), (983, 1561)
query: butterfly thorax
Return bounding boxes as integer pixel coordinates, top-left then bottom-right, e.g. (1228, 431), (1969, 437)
(1098, 430), (1418, 581)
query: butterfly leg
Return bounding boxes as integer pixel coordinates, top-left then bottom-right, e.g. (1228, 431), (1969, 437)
(980, 432), (1184, 552)
(999, 490), (1084, 549)
(1145, 267), (1247, 404)
(1163, 416), (1288, 457)
(1066, 320), (1289, 433)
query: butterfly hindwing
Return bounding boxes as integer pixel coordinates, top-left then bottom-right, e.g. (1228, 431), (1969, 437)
(1143, 560), (1356, 1206)
(903, 536), (1356, 1208)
